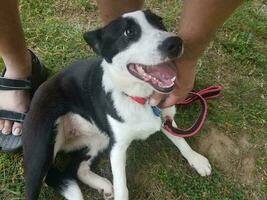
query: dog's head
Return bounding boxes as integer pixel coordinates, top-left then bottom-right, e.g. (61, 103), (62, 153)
(84, 10), (183, 94)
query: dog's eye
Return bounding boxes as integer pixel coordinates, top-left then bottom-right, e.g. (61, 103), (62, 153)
(124, 27), (136, 38)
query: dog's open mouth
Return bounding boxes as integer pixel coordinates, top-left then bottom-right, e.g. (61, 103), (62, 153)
(127, 61), (176, 93)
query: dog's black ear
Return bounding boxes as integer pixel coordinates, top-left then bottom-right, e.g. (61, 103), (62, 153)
(83, 29), (102, 55)
(143, 9), (167, 31)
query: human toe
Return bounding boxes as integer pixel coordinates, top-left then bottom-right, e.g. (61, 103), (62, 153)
(2, 120), (13, 135)
(12, 122), (22, 136)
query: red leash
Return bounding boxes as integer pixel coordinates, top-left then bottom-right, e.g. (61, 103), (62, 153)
(128, 85), (223, 137)
(129, 85), (223, 137)
(162, 85), (223, 137)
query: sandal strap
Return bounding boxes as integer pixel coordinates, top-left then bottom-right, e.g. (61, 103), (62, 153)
(0, 77), (31, 90)
(0, 110), (26, 123)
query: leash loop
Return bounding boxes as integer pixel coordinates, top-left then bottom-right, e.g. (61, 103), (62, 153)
(162, 85), (223, 137)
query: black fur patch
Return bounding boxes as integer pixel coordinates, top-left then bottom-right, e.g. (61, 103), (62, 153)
(84, 17), (141, 63)
(23, 58), (122, 199)
(45, 147), (90, 191)
(144, 10), (167, 31)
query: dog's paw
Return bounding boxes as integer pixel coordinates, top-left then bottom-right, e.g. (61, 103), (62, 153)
(97, 178), (114, 200)
(186, 151), (211, 176)
(104, 192), (114, 200)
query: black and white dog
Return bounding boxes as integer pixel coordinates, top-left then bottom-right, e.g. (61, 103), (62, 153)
(22, 10), (211, 200)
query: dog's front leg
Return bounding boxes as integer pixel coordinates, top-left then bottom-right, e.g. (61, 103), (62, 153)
(161, 107), (211, 177)
(110, 143), (129, 200)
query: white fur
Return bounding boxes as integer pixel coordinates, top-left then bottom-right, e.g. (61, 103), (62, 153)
(77, 161), (114, 200)
(54, 113), (114, 199)
(122, 11), (176, 65)
(52, 10), (211, 200)
(54, 113), (110, 158)
(62, 180), (84, 200)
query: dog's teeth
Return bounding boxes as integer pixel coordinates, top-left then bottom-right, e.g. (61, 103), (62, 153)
(144, 76), (150, 81)
(142, 73), (151, 81)
(158, 81), (175, 88)
(159, 82), (169, 88)
(137, 68), (143, 73)
(171, 77), (176, 82)
(136, 65), (146, 75)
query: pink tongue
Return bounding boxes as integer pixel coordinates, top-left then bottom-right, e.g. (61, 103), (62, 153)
(146, 62), (176, 84)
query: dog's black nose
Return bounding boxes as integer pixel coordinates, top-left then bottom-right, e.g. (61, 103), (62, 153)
(159, 36), (183, 59)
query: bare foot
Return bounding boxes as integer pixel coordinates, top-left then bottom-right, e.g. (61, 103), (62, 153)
(0, 53), (31, 136)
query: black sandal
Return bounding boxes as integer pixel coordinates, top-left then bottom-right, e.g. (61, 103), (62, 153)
(0, 50), (48, 152)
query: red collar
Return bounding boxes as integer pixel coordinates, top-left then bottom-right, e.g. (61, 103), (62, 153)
(123, 92), (147, 105)
(129, 96), (147, 105)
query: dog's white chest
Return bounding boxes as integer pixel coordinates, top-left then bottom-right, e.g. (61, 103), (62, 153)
(108, 101), (162, 142)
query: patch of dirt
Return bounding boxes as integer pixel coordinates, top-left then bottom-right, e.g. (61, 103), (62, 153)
(240, 155), (256, 185)
(238, 135), (253, 149)
(197, 127), (257, 186)
(198, 127), (240, 172)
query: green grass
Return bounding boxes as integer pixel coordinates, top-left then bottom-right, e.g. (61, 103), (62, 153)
(0, 0), (267, 199)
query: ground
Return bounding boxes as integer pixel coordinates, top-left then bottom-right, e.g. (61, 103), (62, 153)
(0, 0), (266, 199)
